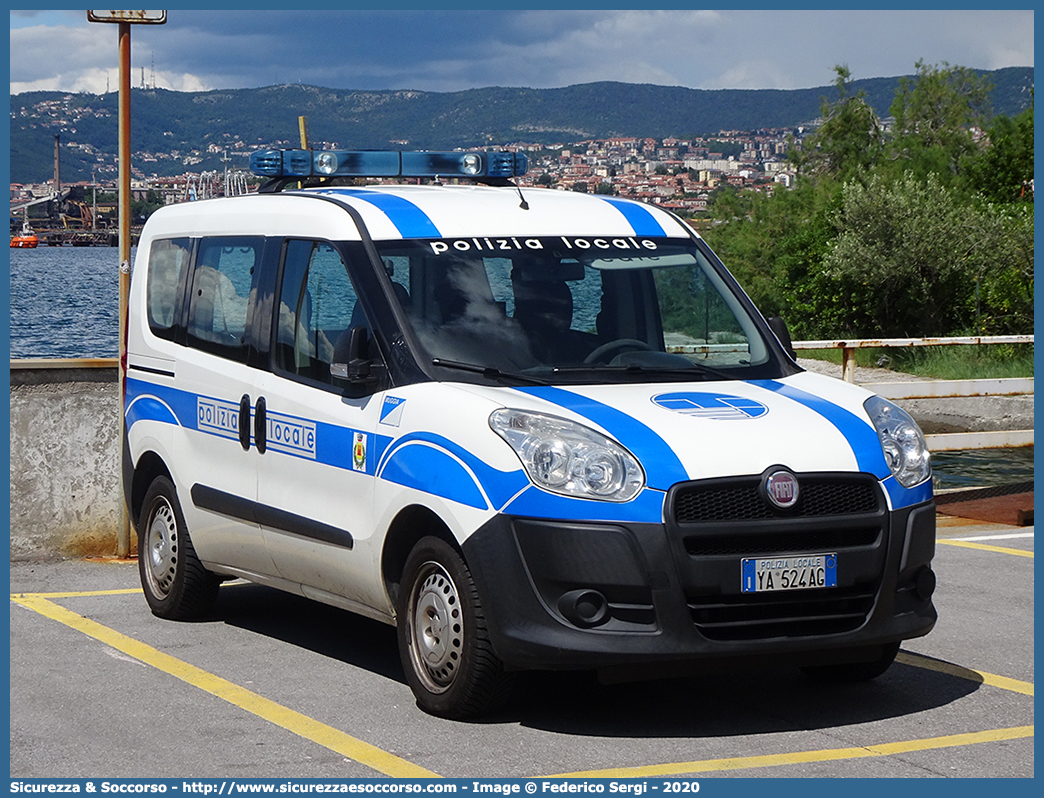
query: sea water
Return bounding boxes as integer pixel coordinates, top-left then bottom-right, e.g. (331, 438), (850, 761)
(9, 245), (126, 359)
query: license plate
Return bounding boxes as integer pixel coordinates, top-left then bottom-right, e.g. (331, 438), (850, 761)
(741, 553), (837, 593)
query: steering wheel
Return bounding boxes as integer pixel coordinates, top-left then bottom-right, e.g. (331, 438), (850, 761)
(583, 338), (653, 364)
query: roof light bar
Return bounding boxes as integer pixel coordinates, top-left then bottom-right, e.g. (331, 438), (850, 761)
(249, 148), (528, 181)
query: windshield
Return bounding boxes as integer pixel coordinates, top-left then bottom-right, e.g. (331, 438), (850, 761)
(373, 235), (784, 384)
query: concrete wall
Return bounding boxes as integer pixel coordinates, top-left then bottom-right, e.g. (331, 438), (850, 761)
(10, 365), (124, 560)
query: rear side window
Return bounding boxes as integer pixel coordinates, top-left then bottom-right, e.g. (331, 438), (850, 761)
(186, 236), (263, 361)
(146, 238), (191, 340)
(274, 240), (362, 386)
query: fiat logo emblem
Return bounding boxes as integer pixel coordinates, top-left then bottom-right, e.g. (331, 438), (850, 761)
(764, 469), (799, 510)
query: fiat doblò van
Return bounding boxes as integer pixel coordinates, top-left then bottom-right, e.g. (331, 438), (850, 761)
(124, 147), (936, 718)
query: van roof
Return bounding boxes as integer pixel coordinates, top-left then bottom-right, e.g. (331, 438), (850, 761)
(142, 184), (696, 243)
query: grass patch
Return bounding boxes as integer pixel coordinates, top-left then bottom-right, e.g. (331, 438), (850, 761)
(798, 343), (1033, 379)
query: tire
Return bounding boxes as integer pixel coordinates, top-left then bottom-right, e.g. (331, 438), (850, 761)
(397, 536), (514, 719)
(137, 476), (220, 620)
(800, 642), (901, 683)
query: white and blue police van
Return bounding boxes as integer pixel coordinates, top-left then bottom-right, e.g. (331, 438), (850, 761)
(124, 146), (937, 718)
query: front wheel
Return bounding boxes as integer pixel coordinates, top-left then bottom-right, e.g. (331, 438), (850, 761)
(397, 537), (514, 718)
(137, 476), (220, 620)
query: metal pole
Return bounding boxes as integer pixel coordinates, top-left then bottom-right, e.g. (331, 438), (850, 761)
(54, 134), (61, 199)
(117, 21), (132, 558)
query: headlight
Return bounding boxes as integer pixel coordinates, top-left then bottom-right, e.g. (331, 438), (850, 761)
(864, 395), (931, 488)
(490, 409), (645, 502)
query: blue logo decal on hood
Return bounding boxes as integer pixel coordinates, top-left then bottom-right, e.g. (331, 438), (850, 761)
(652, 392), (768, 420)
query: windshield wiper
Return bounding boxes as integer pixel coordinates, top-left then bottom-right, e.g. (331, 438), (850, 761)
(432, 358), (550, 386)
(553, 361), (735, 381)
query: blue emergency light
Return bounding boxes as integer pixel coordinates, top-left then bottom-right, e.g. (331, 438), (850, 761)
(249, 148), (528, 181)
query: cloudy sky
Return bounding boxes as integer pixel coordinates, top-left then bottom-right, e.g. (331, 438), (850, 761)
(9, 8), (1035, 96)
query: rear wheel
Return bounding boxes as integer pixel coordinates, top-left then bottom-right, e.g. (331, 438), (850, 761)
(397, 536), (514, 718)
(137, 476), (219, 620)
(800, 642), (900, 683)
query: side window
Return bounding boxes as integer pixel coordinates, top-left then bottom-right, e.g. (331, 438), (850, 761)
(186, 236), (263, 361)
(275, 240), (362, 385)
(146, 237), (191, 339)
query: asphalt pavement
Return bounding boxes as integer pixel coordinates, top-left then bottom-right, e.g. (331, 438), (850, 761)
(8, 515), (1034, 780)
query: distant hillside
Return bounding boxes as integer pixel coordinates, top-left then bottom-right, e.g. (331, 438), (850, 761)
(9, 67), (1034, 184)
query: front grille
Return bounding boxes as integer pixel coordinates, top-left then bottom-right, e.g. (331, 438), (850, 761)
(668, 473), (887, 642)
(674, 475), (880, 524)
(685, 525), (880, 557)
(688, 586), (877, 640)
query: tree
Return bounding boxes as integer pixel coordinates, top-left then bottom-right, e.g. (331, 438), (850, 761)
(791, 65), (884, 182)
(704, 181), (830, 320)
(820, 171), (1032, 337)
(887, 60), (992, 181)
(970, 201), (1034, 334)
(961, 100), (1034, 203)
(718, 61), (1032, 341)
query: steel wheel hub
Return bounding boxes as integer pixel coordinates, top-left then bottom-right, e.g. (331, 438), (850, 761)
(410, 563), (463, 690)
(145, 500), (178, 598)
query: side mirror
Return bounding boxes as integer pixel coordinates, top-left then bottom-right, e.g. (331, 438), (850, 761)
(767, 316), (796, 360)
(331, 326), (383, 386)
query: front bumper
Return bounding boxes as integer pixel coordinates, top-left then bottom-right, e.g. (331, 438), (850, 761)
(461, 476), (936, 676)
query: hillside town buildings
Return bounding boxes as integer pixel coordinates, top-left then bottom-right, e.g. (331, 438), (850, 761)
(12, 90), (800, 223)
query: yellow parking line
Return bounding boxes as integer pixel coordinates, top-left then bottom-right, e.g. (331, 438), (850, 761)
(10, 593), (440, 778)
(547, 652), (1033, 778)
(12, 588), (143, 599)
(546, 726), (1034, 778)
(897, 651), (1034, 696)
(937, 539), (1033, 558)
(12, 590), (1033, 780)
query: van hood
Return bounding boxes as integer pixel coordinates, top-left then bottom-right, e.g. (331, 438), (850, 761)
(465, 371), (895, 490)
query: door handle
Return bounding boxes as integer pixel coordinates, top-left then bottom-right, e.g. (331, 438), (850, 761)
(238, 394), (251, 451)
(254, 395), (267, 454)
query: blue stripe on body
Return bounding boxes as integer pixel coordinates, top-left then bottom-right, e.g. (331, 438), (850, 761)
(323, 189), (442, 238)
(377, 431), (530, 511)
(126, 378), (197, 428)
(125, 378), (391, 477)
(313, 421), (390, 477)
(752, 380), (932, 509)
(882, 476), (933, 508)
(125, 394), (181, 430)
(378, 444), (490, 510)
(752, 380), (888, 478)
(512, 385), (690, 490)
(596, 196), (668, 236)
(503, 485), (666, 525)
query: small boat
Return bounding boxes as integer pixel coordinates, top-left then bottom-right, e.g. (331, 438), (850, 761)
(11, 214), (39, 248)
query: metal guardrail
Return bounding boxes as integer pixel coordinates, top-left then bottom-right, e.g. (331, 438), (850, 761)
(791, 335), (1034, 383)
(791, 335), (1034, 452)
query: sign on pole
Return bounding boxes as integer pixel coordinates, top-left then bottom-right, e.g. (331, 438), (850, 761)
(87, 10), (167, 24)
